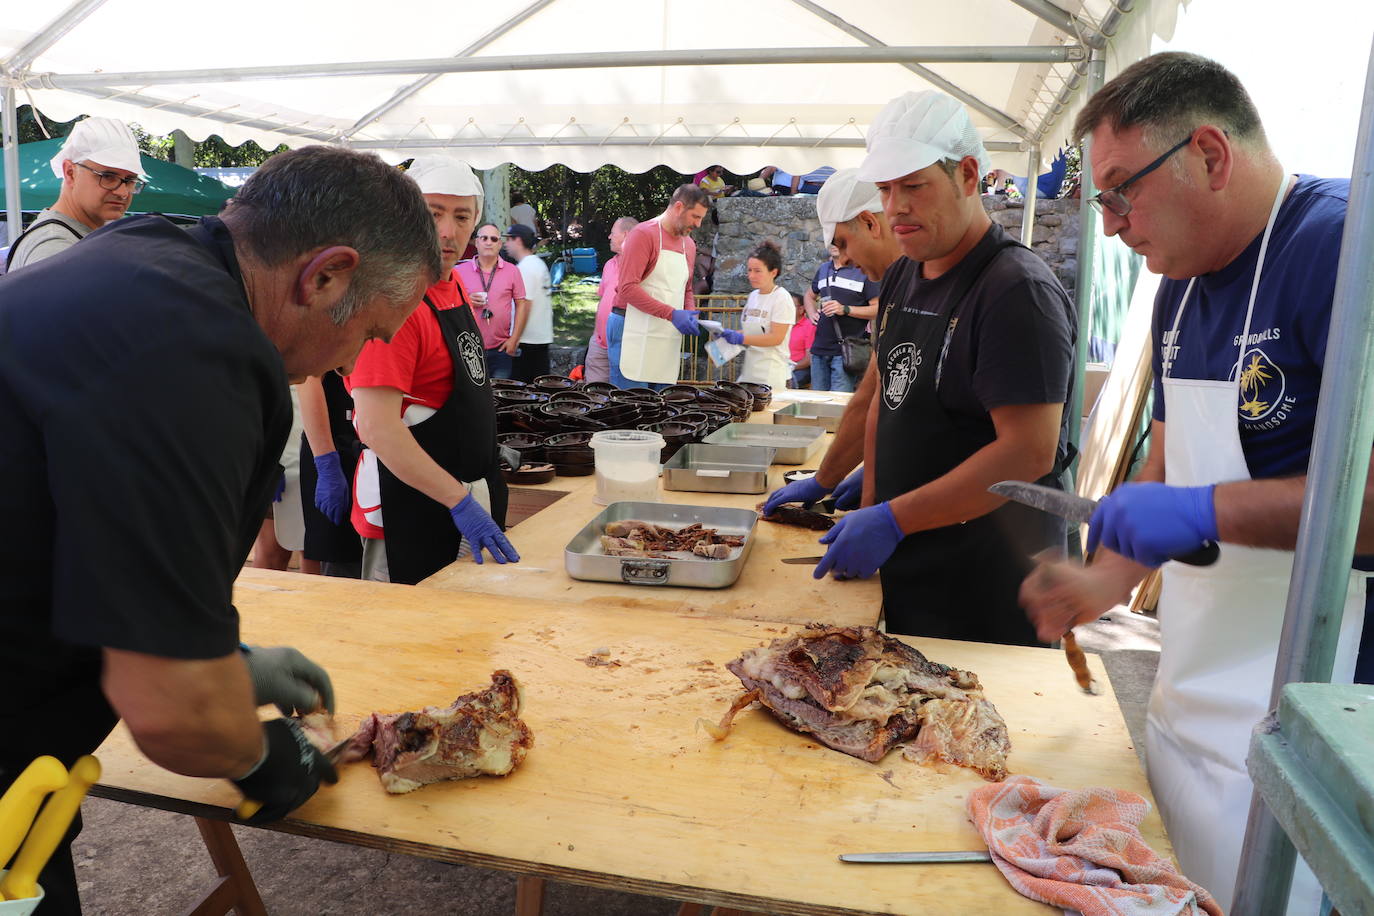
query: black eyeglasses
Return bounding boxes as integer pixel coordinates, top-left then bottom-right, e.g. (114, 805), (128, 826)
(476, 234), (501, 242)
(74, 161), (145, 194)
(1089, 134), (1192, 218)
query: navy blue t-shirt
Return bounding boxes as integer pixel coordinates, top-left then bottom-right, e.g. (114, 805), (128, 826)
(810, 260), (879, 357)
(1151, 176), (1348, 479)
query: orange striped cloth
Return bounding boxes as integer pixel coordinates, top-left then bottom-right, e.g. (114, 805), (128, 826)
(967, 775), (1223, 916)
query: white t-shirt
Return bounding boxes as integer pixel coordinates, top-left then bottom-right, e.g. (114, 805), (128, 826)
(517, 254), (553, 345)
(737, 286), (795, 390)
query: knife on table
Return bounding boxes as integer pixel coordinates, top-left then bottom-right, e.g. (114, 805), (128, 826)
(989, 480), (1220, 566)
(236, 734), (349, 821)
(781, 556), (824, 565)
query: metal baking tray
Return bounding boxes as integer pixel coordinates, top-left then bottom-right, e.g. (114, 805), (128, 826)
(564, 501), (759, 588)
(701, 423), (824, 465)
(772, 400), (847, 433)
(662, 444), (775, 494)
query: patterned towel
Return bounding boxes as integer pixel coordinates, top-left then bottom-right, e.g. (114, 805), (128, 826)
(967, 775), (1223, 916)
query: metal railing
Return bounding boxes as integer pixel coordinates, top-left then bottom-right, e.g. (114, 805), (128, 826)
(679, 294), (746, 384)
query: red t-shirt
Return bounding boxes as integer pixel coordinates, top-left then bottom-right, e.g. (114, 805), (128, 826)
(344, 275), (465, 538)
(615, 218), (696, 319)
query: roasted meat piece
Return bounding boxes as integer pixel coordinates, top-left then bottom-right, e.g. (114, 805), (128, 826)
(719, 626), (1010, 780)
(599, 519), (744, 559)
(344, 671), (534, 794)
(755, 503), (836, 530)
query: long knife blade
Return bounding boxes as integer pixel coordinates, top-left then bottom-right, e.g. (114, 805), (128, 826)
(839, 851), (993, 864)
(781, 556), (824, 565)
(990, 480), (1221, 567)
(989, 480), (1097, 524)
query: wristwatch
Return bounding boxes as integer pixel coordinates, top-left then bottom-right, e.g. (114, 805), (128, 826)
(842, 304), (851, 316)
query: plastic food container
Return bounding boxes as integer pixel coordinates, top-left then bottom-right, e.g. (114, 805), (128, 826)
(0, 871), (43, 915)
(590, 430), (665, 506)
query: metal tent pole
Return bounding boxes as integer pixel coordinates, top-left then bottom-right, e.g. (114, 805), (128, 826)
(1, 0), (109, 74)
(1021, 146), (1041, 247)
(1066, 53), (1104, 469)
(3, 87), (20, 246)
(1232, 34), (1374, 913)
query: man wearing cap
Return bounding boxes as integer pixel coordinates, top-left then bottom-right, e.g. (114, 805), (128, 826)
(457, 223), (529, 380)
(5, 117), (146, 272)
(804, 243), (879, 393)
(1019, 53), (1373, 910)
(1, 145), (436, 913)
(609, 184), (709, 389)
(347, 155), (518, 586)
(584, 216), (638, 384)
(771, 94), (1077, 647)
(502, 224), (554, 381)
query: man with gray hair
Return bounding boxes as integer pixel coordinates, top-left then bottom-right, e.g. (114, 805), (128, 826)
(584, 215), (638, 384)
(766, 91), (1076, 648)
(1020, 51), (1372, 910)
(347, 155), (518, 585)
(6, 117), (146, 271)
(0, 144), (438, 913)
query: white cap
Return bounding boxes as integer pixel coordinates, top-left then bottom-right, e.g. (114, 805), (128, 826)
(406, 154), (484, 215)
(816, 168), (883, 246)
(858, 91), (990, 184)
(51, 117), (144, 179)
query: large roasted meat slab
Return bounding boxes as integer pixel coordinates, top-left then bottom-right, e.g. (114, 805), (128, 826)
(343, 670), (534, 794)
(721, 626), (1010, 780)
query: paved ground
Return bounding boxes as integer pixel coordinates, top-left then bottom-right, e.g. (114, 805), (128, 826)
(67, 608), (1160, 915)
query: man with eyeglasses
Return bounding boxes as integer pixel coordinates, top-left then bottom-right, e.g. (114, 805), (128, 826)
(1020, 52), (1371, 911)
(5, 118), (145, 272)
(456, 223), (529, 379)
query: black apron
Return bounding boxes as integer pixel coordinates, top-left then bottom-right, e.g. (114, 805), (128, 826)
(375, 290), (507, 585)
(299, 371), (364, 564)
(874, 238), (1063, 647)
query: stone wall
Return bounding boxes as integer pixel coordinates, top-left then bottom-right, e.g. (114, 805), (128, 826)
(695, 194), (1080, 302)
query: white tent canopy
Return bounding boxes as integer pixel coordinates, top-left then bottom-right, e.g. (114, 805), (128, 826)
(1, 0), (1178, 176)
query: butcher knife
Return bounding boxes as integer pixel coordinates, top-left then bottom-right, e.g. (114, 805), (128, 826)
(0, 756), (101, 902)
(989, 480), (1219, 566)
(781, 556), (824, 564)
(235, 734), (348, 821)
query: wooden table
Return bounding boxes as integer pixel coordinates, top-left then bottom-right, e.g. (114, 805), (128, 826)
(93, 569), (1169, 916)
(424, 395), (883, 627)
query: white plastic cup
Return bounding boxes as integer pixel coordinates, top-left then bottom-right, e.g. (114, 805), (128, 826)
(470, 290), (489, 306)
(590, 430), (665, 506)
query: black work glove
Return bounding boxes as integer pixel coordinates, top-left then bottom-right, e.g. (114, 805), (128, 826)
(232, 717), (338, 824)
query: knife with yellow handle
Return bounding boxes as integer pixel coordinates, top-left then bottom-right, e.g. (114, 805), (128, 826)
(235, 734), (350, 822)
(0, 756), (101, 902)
(0, 756), (69, 888)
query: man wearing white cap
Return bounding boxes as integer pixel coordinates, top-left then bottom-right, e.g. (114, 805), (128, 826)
(784, 91), (1076, 646)
(346, 155), (518, 585)
(6, 117), (146, 271)
(762, 167), (903, 516)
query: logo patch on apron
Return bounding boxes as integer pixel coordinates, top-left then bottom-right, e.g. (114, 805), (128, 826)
(1230, 346), (1288, 422)
(457, 330), (487, 386)
(882, 342), (921, 411)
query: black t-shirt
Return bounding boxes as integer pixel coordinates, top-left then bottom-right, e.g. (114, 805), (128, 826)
(877, 223), (1077, 463)
(0, 215), (291, 774)
(809, 260), (878, 357)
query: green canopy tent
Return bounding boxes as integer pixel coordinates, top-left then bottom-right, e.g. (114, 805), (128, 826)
(0, 137), (234, 218)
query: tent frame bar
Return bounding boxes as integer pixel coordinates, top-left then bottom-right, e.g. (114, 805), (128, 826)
(343, 134), (1028, 152)
(3, 88), (20, 245)
(1006, 0), (1106, 48)
(1031, 0), (1134, 140)
(24, 45), (1086, 90)
(1, 0), (108, 76)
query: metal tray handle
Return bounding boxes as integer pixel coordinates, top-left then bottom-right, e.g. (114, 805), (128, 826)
(620, 558), (671, 585)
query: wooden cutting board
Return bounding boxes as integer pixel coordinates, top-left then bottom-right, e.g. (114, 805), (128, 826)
(92, 569), (1167, 915)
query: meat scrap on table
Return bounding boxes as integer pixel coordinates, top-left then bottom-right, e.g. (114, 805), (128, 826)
(600, 519), (745, 560)
(339, 670), (534, 794)
(754, 503), (835, 530)
(712, 625), (1011, 781)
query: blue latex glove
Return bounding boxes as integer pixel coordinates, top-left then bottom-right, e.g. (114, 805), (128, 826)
(1086, 482), (1218, 568)
(720, 328), (745, 346)
(312, 451), (350, 525)
(762, 475), (833, 514)
(814, 502), (904, 580)
(670, 308), (701, 336)
(832, 468), (863, 511)
(449, 491), (521, 565)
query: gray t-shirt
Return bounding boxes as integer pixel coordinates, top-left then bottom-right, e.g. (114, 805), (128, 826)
(6, 209), (92, 271)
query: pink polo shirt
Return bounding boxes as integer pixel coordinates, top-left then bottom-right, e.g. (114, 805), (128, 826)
(455, 257), (527, 349)
(592, 255), (621, 349)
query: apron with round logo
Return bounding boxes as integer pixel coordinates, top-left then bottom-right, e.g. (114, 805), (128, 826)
(619, 221), (689, 385)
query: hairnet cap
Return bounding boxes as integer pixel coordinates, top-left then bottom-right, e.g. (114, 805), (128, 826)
(816, 168), (883, 247)
(857, 91), (990, 184)
(51, 117), (145, 179)
(407, 155), (484, 200)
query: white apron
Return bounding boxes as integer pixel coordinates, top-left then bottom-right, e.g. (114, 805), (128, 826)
(1146, 175), (1366, 912)
(619, 222), (689, 385)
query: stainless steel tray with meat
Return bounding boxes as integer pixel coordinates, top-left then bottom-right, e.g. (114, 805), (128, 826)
(564, 502), (759, 588)
(771, 400), (847, 433)
(661, 444), (775, 494)
(701, 423), (824, 465)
